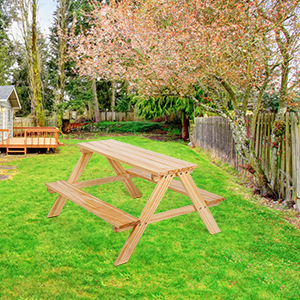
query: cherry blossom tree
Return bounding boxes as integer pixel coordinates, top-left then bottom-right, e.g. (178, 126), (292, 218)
(67, 0), (300, 197)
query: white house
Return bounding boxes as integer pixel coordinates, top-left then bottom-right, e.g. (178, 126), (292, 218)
(0, 86), (21, 140)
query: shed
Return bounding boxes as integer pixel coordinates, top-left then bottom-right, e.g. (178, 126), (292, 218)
(0, 86), (21, 140)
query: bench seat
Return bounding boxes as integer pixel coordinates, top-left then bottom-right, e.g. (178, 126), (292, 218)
(126, 168), (224, 207)
(46, 180), (140, 230)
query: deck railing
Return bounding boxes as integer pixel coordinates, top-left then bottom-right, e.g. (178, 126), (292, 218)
(24, 128), (65, 146)
(13, 127), (59, 137)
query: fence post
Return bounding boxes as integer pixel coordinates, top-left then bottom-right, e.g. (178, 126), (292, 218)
(296, 112), (300, 210)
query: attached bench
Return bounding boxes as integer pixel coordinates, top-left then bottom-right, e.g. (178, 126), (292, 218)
(46, 139), (225, 266)
(46, 180), (140, 230)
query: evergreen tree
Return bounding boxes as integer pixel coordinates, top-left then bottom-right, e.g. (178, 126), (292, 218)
(0, 0), (14, 85)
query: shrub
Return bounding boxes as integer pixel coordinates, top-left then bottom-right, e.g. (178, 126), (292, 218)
(82, 121), (162, 133)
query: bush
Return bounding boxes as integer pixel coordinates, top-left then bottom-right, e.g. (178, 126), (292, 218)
(82, 121), (162, 133)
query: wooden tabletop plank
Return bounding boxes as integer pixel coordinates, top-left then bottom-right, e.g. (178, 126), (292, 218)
(79, 142), (173, 175)
(101, 139), (197, 170)
(78, 140), (197, 175)
(97, 140), (181, 171)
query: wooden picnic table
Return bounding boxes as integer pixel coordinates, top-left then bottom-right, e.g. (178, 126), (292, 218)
(46, 139), (224, 266)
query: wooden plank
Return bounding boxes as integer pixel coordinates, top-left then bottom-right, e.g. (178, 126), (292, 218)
(258, 114), (263, 161)
(79, 140), (197, 175)
(47, 151), (93, 218)
(100, 140), (197, 171)
(266, 113), (271, 178)
(106, 158), (142, 199)
(292, 114), (297, 201)
(46, 181), (140, 229)
(79, 142), (168, 176)
(262, 114), (267, 172)
(297, 112), (300, 207)
(113, 192), (225, 233)
(178, 172), (220, 234)
(280, 115), (286, 199)
(255, 114), (261, 156)
(101, 139), (197, 171)
(87, 141), (178, 173)
(114, 175), (173, 266)
(286, 113), (291, 201)
(126, 168), (225, 205)
(113, 205), (197, 233)
(150, 205), (195, 223)
(72, 174), (130, 189)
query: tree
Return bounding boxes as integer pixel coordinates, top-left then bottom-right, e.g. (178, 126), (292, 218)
(49, 0), (105, 125)
(67, 0), (300, 197)
(0, 0), (14, 85)
(54, 0), (69, 129)
(15, 0), (45, 126)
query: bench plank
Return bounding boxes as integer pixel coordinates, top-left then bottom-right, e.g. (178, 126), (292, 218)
(127, 168), (224, 206)
(46, 180), (140, 229)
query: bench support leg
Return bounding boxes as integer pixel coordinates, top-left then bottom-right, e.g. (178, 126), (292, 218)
(114, 174), (173, 266)
(178, 172), (220, 234)
(107, 158), (142, 199)
(47, 152), (93, 218)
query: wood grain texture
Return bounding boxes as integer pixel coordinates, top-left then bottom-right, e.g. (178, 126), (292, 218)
(47, 152), (93, 218)
(101, 139), (197, 171)
(127, 168), (224, 206)
(178, 172), (220, 235)
(79, 140), (197, 176)
(113, 205), (197, 233)
(73, 174), (130, 189)
(106, 158), (142, 199)
(114, 175), (173, 266)
(46, 180), (140, 229)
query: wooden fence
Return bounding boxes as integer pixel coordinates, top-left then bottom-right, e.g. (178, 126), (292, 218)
(192, 113), (300, 204)
(13, 110), (143, 128)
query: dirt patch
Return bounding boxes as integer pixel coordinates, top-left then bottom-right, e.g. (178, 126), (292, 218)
(0, 175), (9, 180)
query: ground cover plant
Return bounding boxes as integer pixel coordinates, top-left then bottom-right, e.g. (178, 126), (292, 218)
(82, 121), (162, 134)
(0, 136), (300, 299)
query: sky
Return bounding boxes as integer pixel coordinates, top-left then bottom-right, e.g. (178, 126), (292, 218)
(38, 0), (58, 36)
(9, 0), (58, 41)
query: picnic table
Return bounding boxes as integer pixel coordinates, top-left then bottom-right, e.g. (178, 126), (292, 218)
(46, 139), (224, 266)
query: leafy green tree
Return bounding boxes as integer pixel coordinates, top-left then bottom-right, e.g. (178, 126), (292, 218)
(0, 0), (14, 85)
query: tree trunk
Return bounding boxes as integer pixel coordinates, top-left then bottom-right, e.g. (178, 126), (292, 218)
(31, 0), (45, 126)
(111, 80), (115, 121)
(92, 78), (100, 122)
(56, 0), (67, 131)
(269, 29), (290, 193)
(229, 114), (275, 197)
(181, 112), (189, 140)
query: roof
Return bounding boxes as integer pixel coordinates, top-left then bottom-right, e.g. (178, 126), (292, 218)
(0, 85), (21, 109)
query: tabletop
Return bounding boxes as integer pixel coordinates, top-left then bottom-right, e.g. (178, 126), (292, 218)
(78, 139), (198, 176)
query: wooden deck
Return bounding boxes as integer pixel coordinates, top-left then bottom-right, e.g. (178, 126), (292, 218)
(0, 127), (64, 154)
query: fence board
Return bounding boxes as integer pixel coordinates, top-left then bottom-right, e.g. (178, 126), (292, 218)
(193, 113), (300, 202)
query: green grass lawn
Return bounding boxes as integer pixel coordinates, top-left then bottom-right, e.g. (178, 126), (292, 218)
(0, 136), (300, 299)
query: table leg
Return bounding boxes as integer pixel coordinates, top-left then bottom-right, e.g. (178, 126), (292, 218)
(114, 174), (173, 266)
(178, 171), (220, 234)
(106, 158), (142, 198)
(47, 152), (93, 218)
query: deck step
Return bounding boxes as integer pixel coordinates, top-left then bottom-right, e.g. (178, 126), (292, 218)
(127, 168), (225, 207)
(46, 180), (140, 229)
(7, 148), (25, 153)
